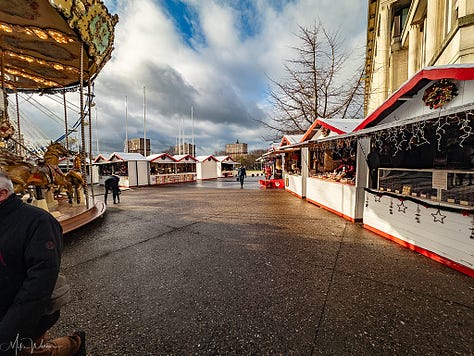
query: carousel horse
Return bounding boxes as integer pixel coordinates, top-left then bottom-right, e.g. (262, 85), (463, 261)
(0, 149), (49, 201)
(36, 142), (76, 204)
(65, 153), (86, 204)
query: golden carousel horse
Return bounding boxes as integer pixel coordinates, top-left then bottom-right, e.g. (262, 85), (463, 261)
(36, 142), (78, 204)
(1, 143), (86, 204)
(66, 153), (86, 204)
(0, 149), (47, 200)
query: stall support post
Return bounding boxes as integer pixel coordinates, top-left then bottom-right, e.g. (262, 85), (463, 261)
(301, 147), (309, 198)
(355, 136), (371, 220)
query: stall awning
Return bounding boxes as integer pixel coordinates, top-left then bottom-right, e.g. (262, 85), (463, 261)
(355, 64), (474, 131)
(214, 155), (236, 163)
(173, 154), (197, 163)
(110, 152), (147, 162)
(147, 153), (177, 163)
(195, 155), (218, 162)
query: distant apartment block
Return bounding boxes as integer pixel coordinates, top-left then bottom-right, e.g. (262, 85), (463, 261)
(127, 138), (150, 156)
(175, 142), (196, 156)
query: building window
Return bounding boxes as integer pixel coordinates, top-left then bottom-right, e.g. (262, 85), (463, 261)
(392, 6), (409, 40)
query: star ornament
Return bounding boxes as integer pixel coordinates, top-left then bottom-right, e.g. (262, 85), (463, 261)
(431, 209), (446, 224)
(397, 201), (407, 213)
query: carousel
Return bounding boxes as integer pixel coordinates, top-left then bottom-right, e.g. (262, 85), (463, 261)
(0, 0), (118, 233)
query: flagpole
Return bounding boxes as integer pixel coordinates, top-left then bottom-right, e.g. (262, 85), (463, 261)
(124, 95), (128, 152)
(143, 86), (147, 156)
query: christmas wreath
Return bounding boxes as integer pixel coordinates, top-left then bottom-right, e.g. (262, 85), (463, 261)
(422, 79), (458, 109)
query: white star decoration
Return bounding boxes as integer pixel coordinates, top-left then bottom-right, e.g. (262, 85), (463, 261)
(431, 209), (446, 224)
(397, 201), (407, 213)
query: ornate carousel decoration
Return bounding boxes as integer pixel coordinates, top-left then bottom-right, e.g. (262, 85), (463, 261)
(0, 0), (118, 232)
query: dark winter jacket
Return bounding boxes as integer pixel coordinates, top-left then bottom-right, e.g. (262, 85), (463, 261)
(104, 175), (120, 189)
(0, 194), (63, 346)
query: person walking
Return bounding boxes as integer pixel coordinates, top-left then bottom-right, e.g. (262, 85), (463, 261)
(237, 165), (247, 189)
(104, 174), (120, 204)
(0, 172), (85, 356)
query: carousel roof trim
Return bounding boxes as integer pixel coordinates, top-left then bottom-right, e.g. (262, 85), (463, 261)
(355, 64), (474, 131)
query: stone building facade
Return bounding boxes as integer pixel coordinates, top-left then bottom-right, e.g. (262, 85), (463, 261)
(365, 0), (474, 115)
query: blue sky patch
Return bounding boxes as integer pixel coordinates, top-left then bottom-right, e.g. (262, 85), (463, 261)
(161, 0), (204, 48)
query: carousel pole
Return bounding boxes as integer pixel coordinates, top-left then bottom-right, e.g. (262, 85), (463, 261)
(1, 50), (7, 112)
(0, 49), (12, 149)
(79, 44), (89, 209)
(88, 81), (95, 201)
(15, 92), (21, 155)
(63, 90), (69, 170)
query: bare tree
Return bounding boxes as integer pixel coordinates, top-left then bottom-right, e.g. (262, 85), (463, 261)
(265, 22), (364, 136)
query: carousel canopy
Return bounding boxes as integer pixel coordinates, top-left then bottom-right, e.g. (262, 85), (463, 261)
(0, 0), (118, 92)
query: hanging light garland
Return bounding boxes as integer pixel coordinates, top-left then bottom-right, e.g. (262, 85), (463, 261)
(458, 112), (473, 147)
(415, 204), (421, 223)
(435, 115), (451, 151)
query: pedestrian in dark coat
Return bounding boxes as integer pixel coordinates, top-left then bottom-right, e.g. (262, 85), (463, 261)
(0, 172), (84, 356)
(104, 174), (120, 204)
(237, 165), (247, 189)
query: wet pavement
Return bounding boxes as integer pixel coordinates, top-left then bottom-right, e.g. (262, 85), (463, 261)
(50, 180), (473, 355)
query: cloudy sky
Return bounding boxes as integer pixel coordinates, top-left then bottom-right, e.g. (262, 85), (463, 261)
(19, 0), (368, 155)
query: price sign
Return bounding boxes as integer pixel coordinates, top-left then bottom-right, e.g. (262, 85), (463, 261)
(432, 171), (447, 190)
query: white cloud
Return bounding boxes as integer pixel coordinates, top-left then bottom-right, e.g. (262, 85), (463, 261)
(15, 0), (367, 156)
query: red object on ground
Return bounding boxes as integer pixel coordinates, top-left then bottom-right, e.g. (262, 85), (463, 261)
(259, 179), (284, 189)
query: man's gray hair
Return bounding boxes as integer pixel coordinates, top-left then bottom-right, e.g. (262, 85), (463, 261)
(0, 172), (14, 194)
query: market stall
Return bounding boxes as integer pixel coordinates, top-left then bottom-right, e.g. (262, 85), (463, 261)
(196, 155), (218, 180)
(93, 154), (112, 185)
(280, 135), (305, 197)
(354, 65), (474, 276)
(215, 155), (236, 178)
(173, 154), (197, 183)
(257, 146), (284, 189)
(109, 152), (149, 187)
(303, 118), (364, 221)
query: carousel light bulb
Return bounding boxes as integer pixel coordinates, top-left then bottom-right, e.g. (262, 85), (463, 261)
(0, 24), (12, 33)
(33, 29), (49, 40)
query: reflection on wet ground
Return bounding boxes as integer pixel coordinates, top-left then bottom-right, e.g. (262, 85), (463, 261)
(193, 175), (263, 190)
